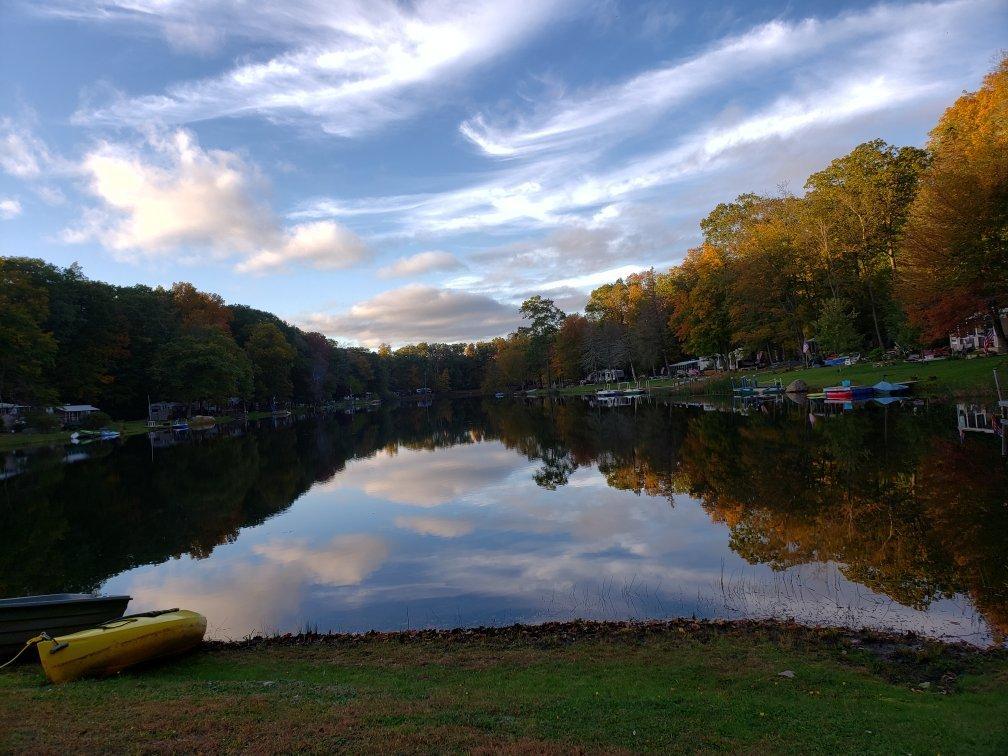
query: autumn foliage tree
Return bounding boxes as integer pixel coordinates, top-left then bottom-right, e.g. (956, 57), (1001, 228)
(900, 56), (1008, 349)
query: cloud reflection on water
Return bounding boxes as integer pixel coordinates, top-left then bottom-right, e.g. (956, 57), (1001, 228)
(105, 431), (995, 644)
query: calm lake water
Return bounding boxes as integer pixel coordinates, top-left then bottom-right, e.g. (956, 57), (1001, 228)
(2, 398), (1006, 645)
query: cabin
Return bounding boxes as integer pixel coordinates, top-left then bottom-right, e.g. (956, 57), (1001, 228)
(950, 326), (1002, 354)
(0, 402), (28, 417)
(949, 309), (1008, 354)
(148, 401), (186, 423)
(668, 357), (718, 376)
(0, 403), (29, 430)
(55, 404), (100, 424)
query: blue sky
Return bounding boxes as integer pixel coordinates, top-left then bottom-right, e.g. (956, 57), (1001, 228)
(1, 0), (1004, 346)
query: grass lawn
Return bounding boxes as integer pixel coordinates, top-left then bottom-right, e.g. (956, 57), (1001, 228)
(752, 354), (1008, 397)
(2, 621), (1006, 754)
(0, 415), (265, 453)
(552, 354), (1008, 400)
(0, 419), (153, 452)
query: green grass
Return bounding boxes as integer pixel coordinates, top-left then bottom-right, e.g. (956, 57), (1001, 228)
(0, 416), (248, 452)
(752, 354), (1008, 398)
(2, 622), (1006, 753)
(0, 419), (149, 452)
(553, 355), (1008, 400)
(552, 376), (724, 398)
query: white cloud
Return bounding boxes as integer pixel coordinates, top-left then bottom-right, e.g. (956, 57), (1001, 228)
(298, 69), (947, 241)
(237, 220), (370, 273)
(377, 250), (463, 278)
(0, 198), (22, 219)
(459, 0), (998, 157)
(64, 0), (568, 137)
(68, 129), (273, 257)
(34, 185), (66, 205)
(64, 128), (369, 272)
(394, 515), (475, 538)
(300, 284), (518, 346)
(0, 118), (54, 178)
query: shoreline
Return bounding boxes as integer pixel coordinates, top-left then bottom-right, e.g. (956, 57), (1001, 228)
(549, 354), (1008, 400)
(3, 355), (1004, 453)
(210, 616), (1002, 653)
(4, 617), (1006, 752)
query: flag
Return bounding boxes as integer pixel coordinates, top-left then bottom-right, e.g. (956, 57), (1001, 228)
(802, 340), (810, 355)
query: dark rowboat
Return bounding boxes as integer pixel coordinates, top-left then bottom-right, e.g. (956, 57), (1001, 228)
(0, 593), (131, 659)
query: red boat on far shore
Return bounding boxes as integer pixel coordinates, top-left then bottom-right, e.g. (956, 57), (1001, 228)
(823, 382), (875, 401)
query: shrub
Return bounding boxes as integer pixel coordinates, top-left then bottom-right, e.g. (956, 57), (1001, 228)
(24, 411), (61, 433)
(79, 411), (114, 430)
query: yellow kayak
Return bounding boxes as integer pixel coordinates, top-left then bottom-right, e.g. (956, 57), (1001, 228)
(34, 609), (206, 683)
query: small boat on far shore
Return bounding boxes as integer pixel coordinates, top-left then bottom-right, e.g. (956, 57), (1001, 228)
(733, 376), (784, 398)
(872, 380), (911, 394)
(823, 382), (874, 401)
(70, 429), (120, 443)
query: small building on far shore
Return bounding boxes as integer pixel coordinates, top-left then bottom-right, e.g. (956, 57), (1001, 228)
(148, 401), (186, 422)
(949, 309), (1008, 354)
(0, 402), (29, 417)
(0, 403), (30, 431)
(668, 357), (718, 376)
(55, 404), (101, 424)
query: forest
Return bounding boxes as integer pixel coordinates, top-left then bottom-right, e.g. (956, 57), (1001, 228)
(1, 58), (1004, 417)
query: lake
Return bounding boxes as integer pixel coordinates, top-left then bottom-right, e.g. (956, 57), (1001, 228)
(2, 397), (1005, 646)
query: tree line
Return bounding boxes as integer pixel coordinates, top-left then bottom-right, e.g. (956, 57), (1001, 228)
(1, 257), (506, 417)
(1, 58), (1004, 412)
(483, 57), (1007, 388)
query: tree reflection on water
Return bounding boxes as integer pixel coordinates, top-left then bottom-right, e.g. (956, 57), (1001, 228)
(2, 397), (1004, 641)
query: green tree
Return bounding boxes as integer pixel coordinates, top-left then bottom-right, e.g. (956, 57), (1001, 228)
(815, 298), (862, 355)
(0, 258), (57, 404)
(153, 331), (252, 408)
(804, 140), (928, 349)
(244, 322), (296, 404)
(551, 314), (589, 383)
(518, 296), (565, 388)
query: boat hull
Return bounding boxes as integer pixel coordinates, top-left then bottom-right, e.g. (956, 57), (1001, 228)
(0, 594), (130, 658)
(37, 609), (206, 683)
(823, 386), (874, 401)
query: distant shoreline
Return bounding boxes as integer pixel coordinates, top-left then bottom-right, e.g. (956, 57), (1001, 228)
(3, 357), (1005, 453)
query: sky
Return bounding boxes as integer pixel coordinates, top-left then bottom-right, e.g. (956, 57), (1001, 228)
(1, 0), (1004, 347)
